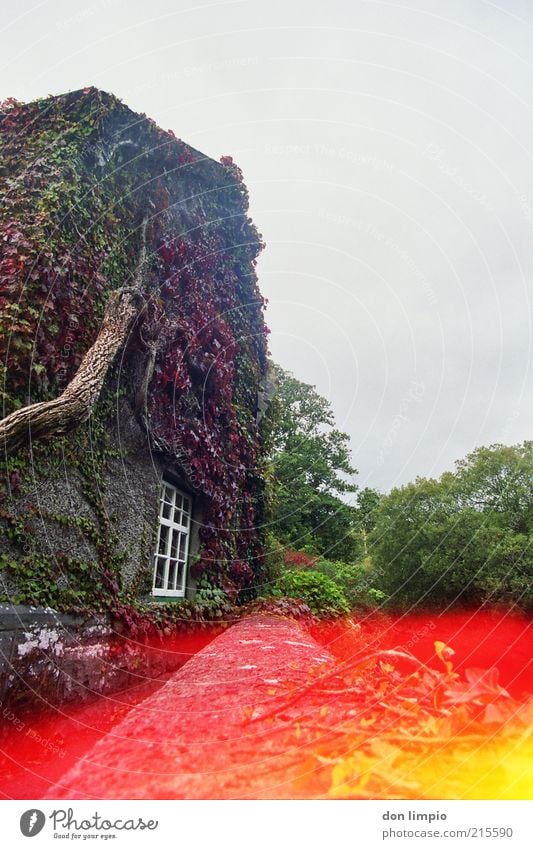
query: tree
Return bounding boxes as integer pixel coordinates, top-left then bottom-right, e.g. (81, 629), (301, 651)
(369, 442), (532, 609)
(451, 442), (532, 533)
(0, 222), (149, 455)
(354, 487), (382, 555)
(268, 365), (359, 560)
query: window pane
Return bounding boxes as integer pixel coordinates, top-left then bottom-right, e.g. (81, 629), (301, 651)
(158, 524), (169, 555)
(170, 530), (179, 559)
(154, 557), (166, 589)
(168, 560), (178, 591)
(153, 480), (192, 594)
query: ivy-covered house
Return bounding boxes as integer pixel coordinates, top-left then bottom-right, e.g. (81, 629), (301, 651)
(0, 88), (270, 623)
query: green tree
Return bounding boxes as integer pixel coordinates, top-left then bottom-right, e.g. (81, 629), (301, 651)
(370, 442), (532, 610)
(354, 487), (382, 555)
(451, 442), (532, 533)
(269, 365), (359, 560)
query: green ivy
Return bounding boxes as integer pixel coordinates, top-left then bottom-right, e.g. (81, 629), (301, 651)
(0, 88), (271, 627)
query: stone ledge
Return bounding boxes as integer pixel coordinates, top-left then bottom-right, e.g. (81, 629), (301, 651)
(46, 614), (335, 799)
(0, 604), (107, 632)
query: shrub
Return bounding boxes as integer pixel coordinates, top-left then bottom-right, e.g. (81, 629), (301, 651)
(271, 568), (350, 617)
(283, 548), (320, 569)
(244, 596), (315, 621)
(315, 559), (387, 609)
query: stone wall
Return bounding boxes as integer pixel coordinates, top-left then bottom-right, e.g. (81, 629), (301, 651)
(0, 604), (195, 710)
(44, 614), (335, 799)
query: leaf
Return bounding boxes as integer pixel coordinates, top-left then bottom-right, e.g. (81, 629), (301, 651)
(434, 640), (455, 674)
(483, 703), (510, 724)
(465, 666), (507, 695)
(444, 667), (510, 706)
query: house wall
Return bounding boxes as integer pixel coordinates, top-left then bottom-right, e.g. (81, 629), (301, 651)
(0, 395), (207, 709)
(0, 87), (268, 625)
(0, 603), (215, 711)
(0, 392), (203, 608)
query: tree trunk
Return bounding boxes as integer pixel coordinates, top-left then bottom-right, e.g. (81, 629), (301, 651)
(0, 218), (151, 457)
(0, 287), (145, 456)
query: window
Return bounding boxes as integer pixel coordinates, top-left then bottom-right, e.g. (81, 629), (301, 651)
(152, 480), (192, 597)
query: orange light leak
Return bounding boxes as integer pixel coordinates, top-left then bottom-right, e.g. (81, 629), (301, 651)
(313, 608), (533, 696)
(0, 611), (531, 799)
(312, 610), (533, 800)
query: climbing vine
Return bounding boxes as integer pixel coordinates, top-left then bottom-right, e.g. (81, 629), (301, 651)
(0, 87), (270, 617)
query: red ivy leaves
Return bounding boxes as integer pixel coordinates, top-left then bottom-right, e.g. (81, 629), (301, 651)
(148, 220), (268, 591)
(1, 89), (269, 597)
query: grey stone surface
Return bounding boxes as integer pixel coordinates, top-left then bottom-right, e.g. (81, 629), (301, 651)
(0, 630), (14, 678)
(0, 605), (184, 708)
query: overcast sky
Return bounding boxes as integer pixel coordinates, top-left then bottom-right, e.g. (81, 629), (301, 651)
(2, 0), (532, 493)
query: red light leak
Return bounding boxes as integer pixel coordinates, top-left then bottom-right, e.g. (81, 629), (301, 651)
(0, 629), (217, 799)
(312, 609), (532, 696)
(0, 610), (531, 799)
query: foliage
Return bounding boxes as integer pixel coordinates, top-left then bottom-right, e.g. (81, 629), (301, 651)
(323, 640), (532, 799)
(268, 365), (359, 560)
(193, 574), (236, 618)
(315, 559), (386, 609)
(271, 568), (350, 617)
(370, 441), (533, 609)
(247, 622), (533, 799)
(113, 595), (237, 638)
(0, 88), (270, 608)
(450, 442), (532, 534)
(0, 392), (128, 611)
(283, 548), (320, 569)
(243, 595), (315, 621)
(354, 487), (382, 555)
(355, 488), (382, 531)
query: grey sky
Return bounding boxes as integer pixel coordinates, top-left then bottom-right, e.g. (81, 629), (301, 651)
(2, 0), (532, 492)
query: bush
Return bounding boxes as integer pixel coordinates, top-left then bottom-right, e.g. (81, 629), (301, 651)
(243, 595), (314, 621)
(262, 532), (286, 585)
(283, 548), (320, 569)
(315, 559), (387, 609)
(271, 568), (350, 617)
(369, 453), (533, 610)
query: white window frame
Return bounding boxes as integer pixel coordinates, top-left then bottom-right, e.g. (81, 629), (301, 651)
(152, 479), (192, 598)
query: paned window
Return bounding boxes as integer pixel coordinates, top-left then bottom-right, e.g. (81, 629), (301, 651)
(152, 480), (191, 597)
